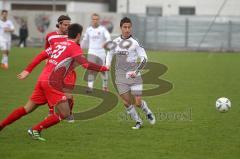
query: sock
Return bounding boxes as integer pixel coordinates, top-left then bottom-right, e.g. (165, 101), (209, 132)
(0, 106), (27, 128)
(48, 106), (54, 115)
(101, 72), (108, 88)
(88, 80), (94, 89)
(88, 72), (95, 89)
(125, 105), (142, 123)
(140, 100), (152, 115)
(68, 98), (74, 115)
(32, 113), (62, 132)
(102, 79), (108, 88)
(2, 55), (8, 64)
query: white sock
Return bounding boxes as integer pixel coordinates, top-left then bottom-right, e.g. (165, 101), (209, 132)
(1, 55), (8, 64)
(141, 100), (152, 115)
(126, 105), (142, 123)
(101, 72), (108, 88)
(88, 81), (94, 89)
(103, 80), (108, 88)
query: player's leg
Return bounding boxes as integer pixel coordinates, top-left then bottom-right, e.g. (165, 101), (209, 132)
(65, 93), (75, 123)
(86, 54), (97, 93)
(28, 82), (70, 141)
(1, 42), (10, 69)
(99, 54), (108, 92)
(31, 101), (70, 132)
(48, 106), (54, 115)
(134, 96), (156, 125)
(29, 101), (70, 141)
(101, 71), (108, 92)
(118, 83), (143, 129)
(1, 49), (9, 69)
(120, 92), (143, 129)
(131, 84), (156, 125)
(0, 100), (39, 131)
(87, 70), (95, 92)
(18, 38), (23, 47)
(23, 38), (27, 47)
(63, 70), (77, 122)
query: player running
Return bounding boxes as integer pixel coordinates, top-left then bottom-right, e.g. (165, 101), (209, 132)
(0, 23), (109, 141)
(0, 10), (15, 69)
(45, 15), (75, 122)
(81, 13), (111, 93)
(106, 17), (156, 129)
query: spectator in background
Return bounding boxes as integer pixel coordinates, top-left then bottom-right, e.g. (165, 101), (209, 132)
(0, 10), (15, 69)
(18, 22), (28, 48)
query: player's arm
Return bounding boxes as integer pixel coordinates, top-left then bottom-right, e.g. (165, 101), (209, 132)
(17, 50), (50, 80)
(4, 21), (14, 33)
(105, 41), (116, 69)
(135, 46), (148, 74)
(127, 45), (148, 78)
(105, 50), (115, 70)
(103, 28), (111, 47)
(74, 55), (108, 72)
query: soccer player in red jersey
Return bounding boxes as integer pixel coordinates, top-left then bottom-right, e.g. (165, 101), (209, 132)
(45, 15), (76, 122)
(45, 15), (69, 49)
(0, 23), (108, 141)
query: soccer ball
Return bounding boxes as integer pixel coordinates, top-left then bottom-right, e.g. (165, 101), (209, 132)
(216, 97), (231, 112)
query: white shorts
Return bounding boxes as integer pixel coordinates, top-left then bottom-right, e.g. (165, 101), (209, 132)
(116, 80), (143, 96)
(0, 41), (11, 51)
(131, 84), (143, 96)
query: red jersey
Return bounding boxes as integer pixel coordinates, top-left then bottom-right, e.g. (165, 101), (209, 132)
(25, 40), (108, 107)
(25, 40), (108, 82)
(45, 31), (68, 49)
(45, 31), (76, 87)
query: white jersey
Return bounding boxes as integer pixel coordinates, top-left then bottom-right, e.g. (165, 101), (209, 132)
(81, 25), (111, 55)
(106, 35), (147, 76)
(0, 19), (14, 42)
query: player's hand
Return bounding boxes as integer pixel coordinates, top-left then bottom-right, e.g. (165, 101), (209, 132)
(4, 27), (12, 32)
(17, 70), (30, 80)
(106, 65), (110, 70)
(100, 66), (109, 72)
(126, 71), (137, 79)
(103, 42), (108, 50)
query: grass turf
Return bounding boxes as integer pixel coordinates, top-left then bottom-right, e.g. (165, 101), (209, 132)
(0, 47), (240, 159)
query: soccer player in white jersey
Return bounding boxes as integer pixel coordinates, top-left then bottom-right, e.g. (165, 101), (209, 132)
(106, 17), (156, 129)
(0, 10), (14, 69)
(81, 13), (111, 92)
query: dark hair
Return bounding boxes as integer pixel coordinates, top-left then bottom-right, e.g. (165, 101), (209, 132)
(120, 17), (132, 27)
(56, 15), (71, 28)
(68, 23), (83, 39)
(1, 10), (8, 14)
(92, 13), (100, 18)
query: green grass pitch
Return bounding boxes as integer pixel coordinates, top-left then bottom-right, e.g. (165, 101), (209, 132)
(0, 47), (240, 159)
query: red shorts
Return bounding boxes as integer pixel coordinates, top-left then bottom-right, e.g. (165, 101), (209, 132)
(30, 81), (67, 107)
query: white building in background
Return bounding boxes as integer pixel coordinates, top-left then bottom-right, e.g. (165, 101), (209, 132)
(117, 0), (240, 16)
(0, 0), (116, 13)
(0, 0), (240, 16)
